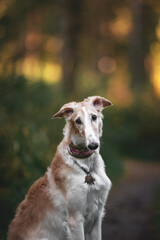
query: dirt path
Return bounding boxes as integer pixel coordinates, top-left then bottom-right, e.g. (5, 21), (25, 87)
(102, 160), (160, 240)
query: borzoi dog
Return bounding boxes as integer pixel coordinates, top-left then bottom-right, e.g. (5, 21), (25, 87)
(8, 96), (112, 240)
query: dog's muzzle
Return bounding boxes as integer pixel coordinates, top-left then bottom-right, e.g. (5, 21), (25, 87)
(68, 144), (95, 158)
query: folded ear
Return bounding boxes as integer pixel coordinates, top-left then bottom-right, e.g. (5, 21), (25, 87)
(87, 96), (112, 111)
(52, 102), (76, 119)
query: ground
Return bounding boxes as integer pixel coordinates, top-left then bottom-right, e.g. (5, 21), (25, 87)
(102, 160), (160, 240)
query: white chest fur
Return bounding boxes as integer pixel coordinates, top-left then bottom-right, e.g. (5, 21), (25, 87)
(65, 156), (111, 222)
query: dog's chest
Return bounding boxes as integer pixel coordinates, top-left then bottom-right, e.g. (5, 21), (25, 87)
(87, 173), (110, 208)
(66, 168), (111, 215)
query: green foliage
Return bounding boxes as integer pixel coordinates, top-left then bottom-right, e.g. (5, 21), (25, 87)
(102, 103), (160, 161)
(0, 76), (64, 237)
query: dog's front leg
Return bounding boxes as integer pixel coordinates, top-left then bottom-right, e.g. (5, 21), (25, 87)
(86, 213), (103, 240)
(67, 214), (85, 240)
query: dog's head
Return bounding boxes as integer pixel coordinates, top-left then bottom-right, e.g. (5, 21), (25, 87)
(52, 96), (112, 150)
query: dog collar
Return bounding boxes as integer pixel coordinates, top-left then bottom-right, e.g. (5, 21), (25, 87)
(68, 144), (94, 159)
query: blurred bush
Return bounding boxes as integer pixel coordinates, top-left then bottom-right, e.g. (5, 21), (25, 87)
(0, 76), (63, 237)
(103, 103), (160, 161)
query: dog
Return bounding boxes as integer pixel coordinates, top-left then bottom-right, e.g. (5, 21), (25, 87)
(8, 96), (112, 240)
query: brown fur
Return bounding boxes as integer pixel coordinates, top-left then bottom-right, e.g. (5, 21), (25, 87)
(7, 175), (52, 240)
(51, 151), (72, 195)
(7, 152), (72, 240)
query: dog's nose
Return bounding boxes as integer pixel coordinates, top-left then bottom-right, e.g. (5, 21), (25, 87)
(88, 142), (99, 150)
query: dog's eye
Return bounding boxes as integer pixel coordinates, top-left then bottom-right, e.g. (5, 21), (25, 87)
(75, 118), (82, 124)
(92, 115), (97, 121)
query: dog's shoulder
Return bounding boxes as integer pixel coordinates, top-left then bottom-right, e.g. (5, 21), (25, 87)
(49, 151), (73, 193)
(8, 175), (52, 239)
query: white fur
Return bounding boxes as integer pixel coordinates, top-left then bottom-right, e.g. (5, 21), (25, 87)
(23, 99), (112, 240)
(81, 106), (99, 147)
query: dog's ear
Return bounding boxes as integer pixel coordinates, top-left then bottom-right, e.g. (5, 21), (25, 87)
(87, 96), (112, 111)
(52, 102), (76, 119)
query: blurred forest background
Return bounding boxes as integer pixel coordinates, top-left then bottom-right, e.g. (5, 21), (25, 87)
(0, 0), (160, 239)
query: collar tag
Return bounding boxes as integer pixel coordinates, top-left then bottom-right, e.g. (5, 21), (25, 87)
(85, 174), (95, 185)
(72, 157), (96, 185)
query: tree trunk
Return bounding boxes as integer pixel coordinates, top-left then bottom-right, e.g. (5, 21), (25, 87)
(61, 0), (82, 95)
(129, 0), (146, 92)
